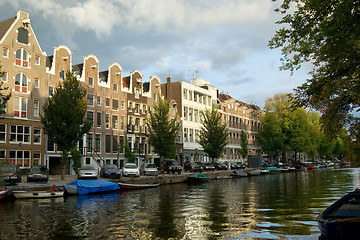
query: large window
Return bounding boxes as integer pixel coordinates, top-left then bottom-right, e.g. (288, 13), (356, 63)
(112, 99), (118, 110)
(15, 48), (29, 67)
(112, 115), (118, 130)
(87, 94), (94, 106)
(33, 100), (39, 117)
(119, 136), (124, 153)
(59, 70), (65, 80)
(33, 127), (41, 144)
(0, 124), (6, 142)
(95, 134), (101, 153)
(15, 73), (28, 93)
(112, 135), (118, 153)
(106, 135), (111, 153)
(9, 150), (30, 168)
(87, 111), (94, 126)
(105, 114), (110, 129)
(10, 125), (30, 143)
(87, 133), (93, 152)
(14, 97), (27, 118)
(121, 116), (125, 131)
(97, 112), (101, 128)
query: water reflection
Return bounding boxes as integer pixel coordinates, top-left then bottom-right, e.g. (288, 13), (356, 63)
(0, 168), (359, 239)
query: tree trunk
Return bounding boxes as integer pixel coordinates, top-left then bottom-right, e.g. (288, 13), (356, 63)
(60, 150), (69, 180)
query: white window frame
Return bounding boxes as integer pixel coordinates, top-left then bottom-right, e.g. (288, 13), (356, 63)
(0, 123), (6, 143)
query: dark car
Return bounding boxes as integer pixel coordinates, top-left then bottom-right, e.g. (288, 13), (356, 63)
(100, 164), (121, 179)
(1, 164), (22, 184)
(27, 165), (49, 182)
(214, 162), (228, 170)
(184, 161), (203, 172)
(202, 162), (215, 171)
(229, 162), (240, 170)
(161, 159), (182, 174)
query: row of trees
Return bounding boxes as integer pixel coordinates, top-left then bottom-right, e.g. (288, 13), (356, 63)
(257, 93), (347, 164)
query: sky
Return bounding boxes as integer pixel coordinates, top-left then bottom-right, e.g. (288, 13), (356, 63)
(0, 0), (311, 108)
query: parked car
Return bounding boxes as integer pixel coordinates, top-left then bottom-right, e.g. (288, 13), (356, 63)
(161, 159), (182, 174)
(184, 161), (203, 172)
(27, 165), (49, 182)
(202, 162), (215, 171)
(229, 162), (240, 170)
(100, 164), (121, 179)
(78, 165), (98, 179)
(1, 164), (22, 184)
(122, 163), (140, 177)
(140, 163), (158, 176)
(214, 162), (228, 170)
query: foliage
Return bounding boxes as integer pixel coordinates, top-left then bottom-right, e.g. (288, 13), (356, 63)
(0, 65), (11, 116)
(124, 138), (136, 163)
(71, 148), (82, 172)
(239, 131), (249, 159)
(269, 0), (360, 143)
(146, 95), (180, 161)
(41, 71), (91, 179)
(198, 107), (228, 162)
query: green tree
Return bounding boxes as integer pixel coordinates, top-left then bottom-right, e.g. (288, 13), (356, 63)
(124, 138), (136, 163)
(198, 107), (228, 162)
(147, 95), (180, 161)
(41, 71), (91, 180)
(0, 65), (11, 116)
(70, 147), (82, 172)
(239, 131), (249, 159)
(269, 0), (359, 143)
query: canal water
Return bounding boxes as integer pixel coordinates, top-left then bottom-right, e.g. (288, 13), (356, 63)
(1, 167), (359, 240)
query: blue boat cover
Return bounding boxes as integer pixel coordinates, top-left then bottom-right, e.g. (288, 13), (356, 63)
(68, 179), (120, 195)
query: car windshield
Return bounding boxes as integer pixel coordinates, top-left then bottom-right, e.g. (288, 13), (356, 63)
(1, 166), (16, 173)
(145, 164), (156, 168)
(81, 165), (95, 170)
(167, 160), (177, 165)
(104, 165), (117, 170)
(30, 166), (48, 173)
(125, 164), (137, 169)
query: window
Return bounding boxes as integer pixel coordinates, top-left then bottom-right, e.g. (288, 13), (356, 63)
(35, 55), (40, 65)
(89, 77), (94, 87)
(97, 96), (101, 106)
(153, 94), (157, 101)
(183, 89), (187, 99)
(190, 129), (194, 142)
(0, 124), (6, 142)
(10, 125), (30, 143)
(33, 151), (40, 165)
(14, 97), (27, 118)
(33, 100), (39, 117)
(112, 99), (118, 110)
(105, 114), (110, 128)
(119, 136), (124, 153)
(59, 70), (65, 80)
(112, 135), (118, 153)
(95, 134), (101, 153)
(142, 105), (146, 114)
(9, 150), (30, 168)
(1, 72), (7, 82)
(87, 111), (94, 126)
(128, 101), (132, 111)
(87, 94), (94, 106)
(15, 73), (28, 93)
(17, 27), (29, 44)
(0, 150), (5, 161)
(184, 107), (188, 120)
(3, 47), (8, 57)
(15, 48), (29, 67)
(135, 88), (139, 98)
(134, 104), (139, 114)
(33, 127), (41, 144)
(121, 116), (125, 131)
(189, 90), (193, 101)
(184, 128), (188, 142)
(34, 78), (39, 88)
(106, 97), (110, 107)
(112, 115), (118, 129)
(87, 133), (93, 152)
(97, 112), (101, 128)
(48, 86), (54, 96)
(121, 101), (125, 110)
(194, 109), (198, 122)
(189, 108), (193, 121)
(47, 139), (55, 152)
(113, 83), (118, 93)
(106, 135), (111, 153)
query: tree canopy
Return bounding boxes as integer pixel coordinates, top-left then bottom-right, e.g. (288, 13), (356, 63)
(198, 107), (228, 162)
(146, 95), (180, 161)
(239, 131), (249, 159)
(269, 0), (360, 142)
(41, 71), (91, 179)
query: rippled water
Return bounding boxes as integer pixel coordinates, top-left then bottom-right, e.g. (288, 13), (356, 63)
(1, 168), (359, 240)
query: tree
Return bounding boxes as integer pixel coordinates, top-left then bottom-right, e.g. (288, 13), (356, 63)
(269, 1), (360, 143)
(239, 131), (249, 160)
(41, 71), (91, 180)
(198, 107), (228, 162)
(0, 65), (11, 116)
(147, 95), (180, 162)
(124, 138), (136, 163)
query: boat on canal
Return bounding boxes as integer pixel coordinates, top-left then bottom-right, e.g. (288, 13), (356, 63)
(230, 170), (248, 177)
(188, 173), (209, 182)
(265, 166), (281, 174)
(317, 189), (360, 240)
(64, 179), (120, 195)
(0, 188), (9, 200)
(118, 182), (160, 189)
(12, 185), (64, 199)
(246, 169), (262, 176)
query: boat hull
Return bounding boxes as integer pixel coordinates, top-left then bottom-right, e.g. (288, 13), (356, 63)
(118, 183), (160, 189)
(13, 190), (64, 199)
(65, 179), (120, 195)
(188, 173), (209, 182)
(0, 189), (9, 200)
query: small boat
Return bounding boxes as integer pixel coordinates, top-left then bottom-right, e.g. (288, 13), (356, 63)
(307, 165), (314, 170)
(317, 189), (360, 240)
(261, 169), (270, 175)
(118, 182), (160, 189)
(247, 169), (261, 176)
(295, 165), (305, 171)
(12, 185), (64, 199)
(231, 170), (248, 177)
(265, 167), (281, 174)
(0, 189), (9, 200)
(188, 173), (209, 182)
(64, 179), (120, 195)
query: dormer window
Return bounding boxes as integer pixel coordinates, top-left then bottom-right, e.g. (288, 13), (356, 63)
(15, 49), (29, 67)
(17, 27), (28, 44)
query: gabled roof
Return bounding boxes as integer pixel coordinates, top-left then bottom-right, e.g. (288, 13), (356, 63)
(0, 16), (16, 42)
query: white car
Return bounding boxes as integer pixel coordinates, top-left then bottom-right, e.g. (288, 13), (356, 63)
(140, 163), (159, 176)
(78, 165), (98, 179)
(122, 163), (140, 177)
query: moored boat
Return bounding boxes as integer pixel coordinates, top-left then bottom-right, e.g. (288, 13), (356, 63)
(0, 188), (9, 200)
(118, 182), (160, 189)
(64, 179), (120, 195)
(265, 167), (281, 174)
(231, 170), (248, 177)
(317, 189), (360, 240)
(188, 173), (209, 182)
(13, 190), (64, 199)
(246, 169), (261, 176)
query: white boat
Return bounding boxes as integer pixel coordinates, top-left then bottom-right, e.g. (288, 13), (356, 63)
(12, 190), (64, 199)
(247, 169), (261, 176)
